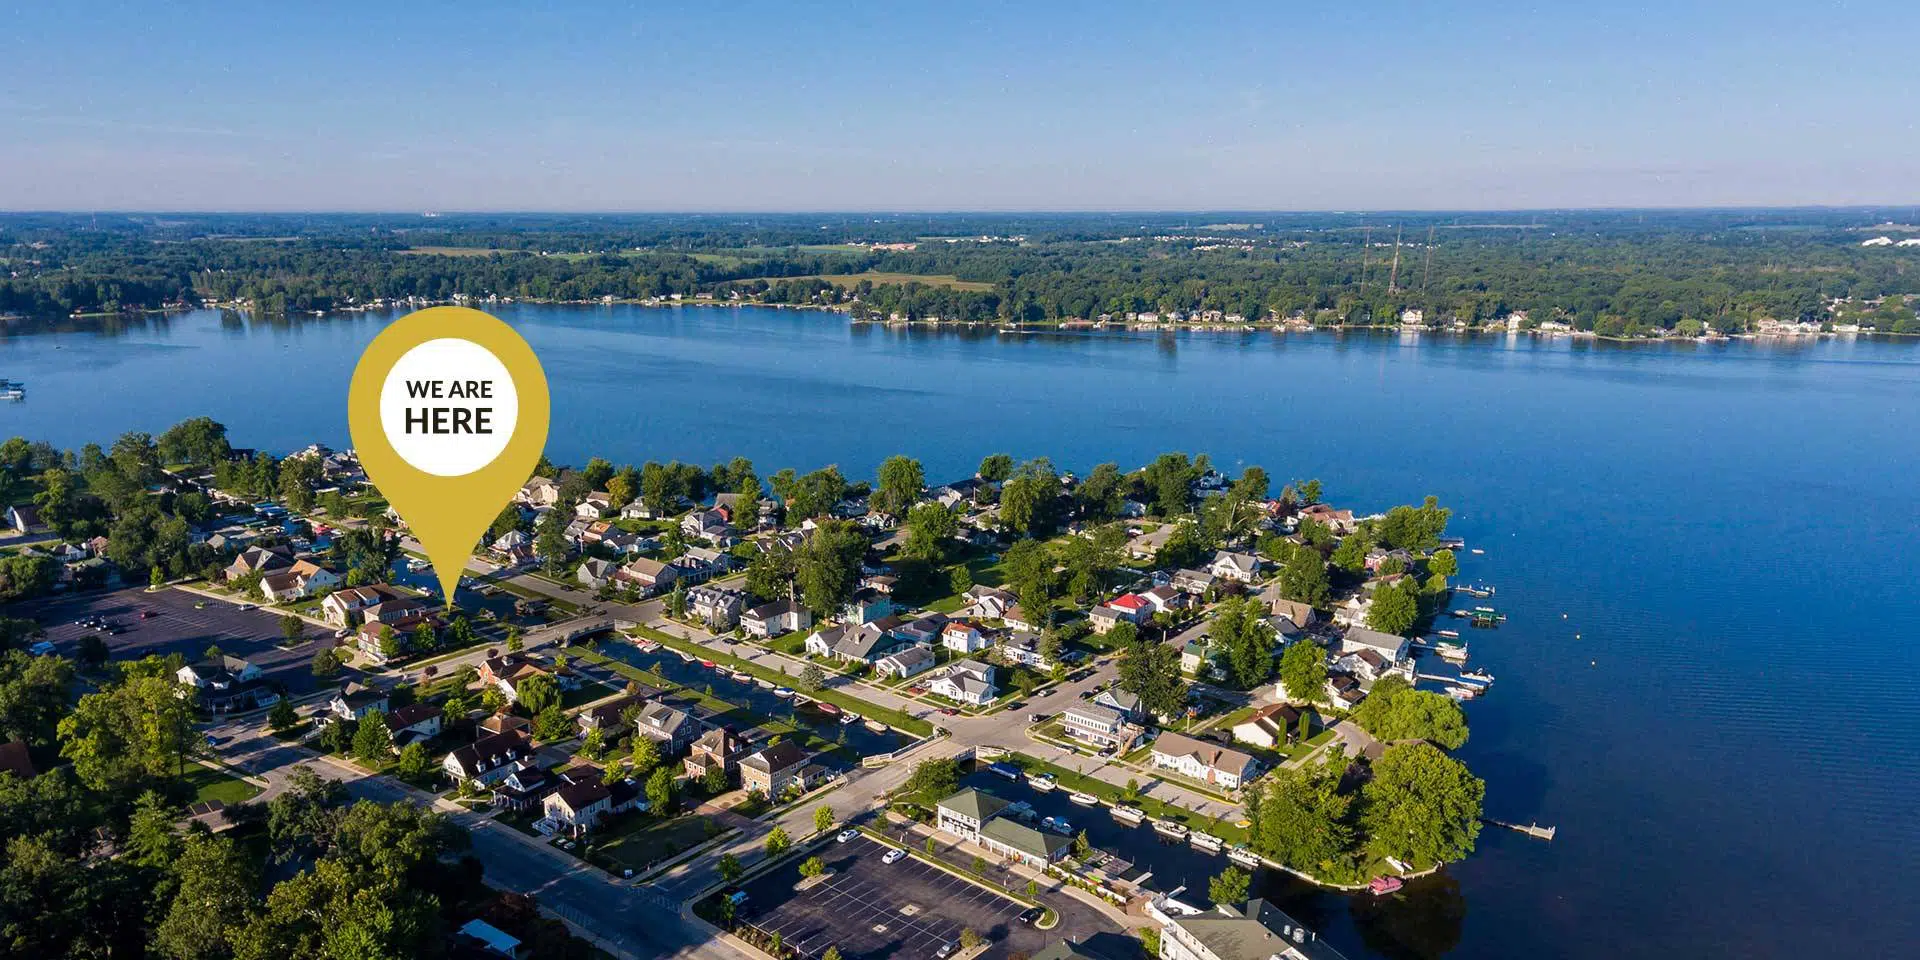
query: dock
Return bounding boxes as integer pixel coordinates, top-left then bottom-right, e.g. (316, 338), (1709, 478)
(1483, 818), (1556, 841)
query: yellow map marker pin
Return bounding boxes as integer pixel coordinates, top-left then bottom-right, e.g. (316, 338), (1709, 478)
(348, 306), (549, 607)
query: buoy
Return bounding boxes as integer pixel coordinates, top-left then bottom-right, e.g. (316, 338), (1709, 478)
(1562, 613), (1568, 619)
(1590, 660), (1596, 666)
(1575, 633), (1581, 639)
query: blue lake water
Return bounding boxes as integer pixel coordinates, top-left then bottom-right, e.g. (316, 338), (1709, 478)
(5, 305), (1919, 958)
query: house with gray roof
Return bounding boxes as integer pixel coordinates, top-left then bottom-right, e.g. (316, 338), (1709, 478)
(1158, 898), (1348, 960)
(635, 701), (700, 755)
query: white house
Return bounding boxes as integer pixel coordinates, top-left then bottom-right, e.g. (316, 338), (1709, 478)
(941, 620), (990, 654)
(1149, 731), (1259, 790)
(875, 644), (937, 680)
(929, 659), (998, 706)
(1206, 550), (1261, 583)
(741, 599), (811, 639)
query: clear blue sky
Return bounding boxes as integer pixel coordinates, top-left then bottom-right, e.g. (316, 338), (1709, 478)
(3, 1), (1914, 211)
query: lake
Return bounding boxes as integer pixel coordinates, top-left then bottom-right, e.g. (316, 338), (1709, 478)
(6, 304), (1919, 959)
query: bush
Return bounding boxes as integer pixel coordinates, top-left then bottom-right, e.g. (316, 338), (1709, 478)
(798, 856), (825, 879)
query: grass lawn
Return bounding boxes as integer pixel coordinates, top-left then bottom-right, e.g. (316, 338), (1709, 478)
(764, 629), (809, 656)
(180, 765), (262, 806)
(560, 679), (621, 710)
(635, 627), (933, 738)
(591, 813), (722, 873)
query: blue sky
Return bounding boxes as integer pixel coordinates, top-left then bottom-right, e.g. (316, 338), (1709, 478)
(3, 1), (1914, 211)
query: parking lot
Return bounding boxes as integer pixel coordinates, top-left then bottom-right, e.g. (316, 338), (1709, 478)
(738, 834), (1035, 960)
(15, 586), (334, 694)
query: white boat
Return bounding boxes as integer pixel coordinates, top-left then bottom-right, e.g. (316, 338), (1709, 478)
(1111, 805), (1145, 824)
(1227, 845), (1261, 867)
(1470, 548), (1486, 555)
(1040, 816), (1073, 835)
(1437, 643), (1469, 662)
(676, 651), (695, 662)
(1030, 774), (1058, 792)
(1068, 791), (1100, 806)
(1460, 669), (1495, 685)
(1436, 628), (1461, 639)
(839, 713), (858, 725)
(1152, 819), (1190, 839)
(863, 719), (889, 733)
(755, 678), (775, 690)
(1190, 832), (1222, 852)
(1444, 686), (1478, 700)
(773, 687), (794, 698)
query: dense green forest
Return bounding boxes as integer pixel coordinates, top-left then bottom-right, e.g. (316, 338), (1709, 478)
(3, 210), (1917, 335)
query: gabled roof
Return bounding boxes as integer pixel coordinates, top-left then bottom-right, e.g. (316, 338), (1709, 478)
(1152, 731), (1257, 779)
(740, 740), (808, 774)
(936, 787), (1008, 822)
(1168, 899), (1348, 960)
(549, 779), (612, 812)
(388, 703), (442, 729)
(446, 731), (530, 774)
(980, 816), (1072, 859)
(638, 701), (694, 735)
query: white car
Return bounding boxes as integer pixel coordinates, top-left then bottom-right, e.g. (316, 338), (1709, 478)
(836, 829), (859, 843)
(882, 847), (908, 865)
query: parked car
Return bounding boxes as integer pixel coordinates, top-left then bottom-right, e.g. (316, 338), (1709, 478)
(1017, 907), (1044, 925)
(935, 942), (955, 959)
(836, 829), (859, 843)
(882, 848), (908, 865)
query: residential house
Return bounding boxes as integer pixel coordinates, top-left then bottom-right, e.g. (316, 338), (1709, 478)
(1322, 673), (1365, 711)
(687, 585), (746, 629)
(1061, 702), (1146, 751)
(998, 629), (1052, 670)
(490, 761), (557, 812)
(176, 655), (277, 714)
(598, 530), (655, 556)
(1141, 584), (1189, 615)
(1127, 524), (1180, 561)
(576, 694), (644, 738)
(321, 584), (404, 627)
(679, 508), (732, 543)
(929, 659), (998, 706)
(741, 599), (812, 639)
(1092, 688), (1145, 723)
(875, 644), (937, 680)
(223, 546), (292, 582)
(941, 620), (991, 654)
(738, 740), (819, 798)
(1171, 619), (1214, 676)
(1297, 504), (1357, 535)
(1157, 898), (1348, 960)
(574, 492), (615, 519)
(838, 587), (893, 624)
(259, 559), (340, 602)
(388, 703), (444, 746)
(458, 919), (525, 960)
(1268, 597), (1319, 629)
(542, 780), (614, 835)
(1170, 569), (1218, 596)
(804, 621), (902, 665)
(891, 612), (948, 647)
(1089, 593), (1150, 634)
(683, 727), (741, 783)
(960, 584), (1017, 621)
(576, 558), (617, 590)
(443, 731), (534, 786)
(1002, 603), (1037, 632)
(517, 476), (562, 507)
(614, 557), (678, 595)
(1338, 627), (1410, 665)
(480, 713), (532, 737)
(1231, 703), (1312, 749)
(934, 787), (1072, 867)
(673, 546), (731, 584)
(489, 529), (534, 567)
(326, 684), (388, 722)
(480, 653), (568, 704)
(1207, 550), (1261, 583)
(4, 504), (46, 535)
(634, 701), (700, 755)
(1150, 732), (1259, 790)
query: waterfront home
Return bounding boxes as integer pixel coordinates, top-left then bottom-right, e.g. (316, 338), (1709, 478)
(929, 658), (998, 706)
(875, 644), (937, 679)
(1150, 731), (1259, 790)
(388, 702), (444, 747)
(321, 583), (404, 626)
(576, 557), (617, 590)
(1170, 568), (1218, 596)
(1231, 703), (1312, 750)
(1321, 673), (1365, 711)
(941, 620), (991, 654)
(1332, 648), (1395, 684)
(683, 727), (741, 783)
(634, 701), (700, 755)
(960, 584), (1017, 621)
(1298, 503), (1357, 535)
(1206, 550), (1261, 583)
(576, 694), (644, 738)
(687, 585), (746, 629)
(1338, 626), (1411, 665)
(935, 787), (1007, 843)
(1157, 898), (1348, 960)
(480, 653), (564, 704)
(542, 779), (614, 836)
(326, 684), (389, 722)
(1363, 547), (1417, 574)
(1332, 593), (1372, 628)
(739, 740), (820, 798)
(615, 557), (678, 595)
(1092, 688), (1145, 722)
(489, 529), (534, 567)
(891, 612), (949, 646)
(998, 629), (1052, 669)
(804, 620), (903, 664)
(741, 598), (811, 639)
(517, 476), (562, 507)
(839, 587), (894, 624)
(223, 546), (292, 582)
(1061, 702), (1146, 751)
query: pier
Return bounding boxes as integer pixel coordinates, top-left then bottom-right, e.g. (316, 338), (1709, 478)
(1483, 818), (1557, 841)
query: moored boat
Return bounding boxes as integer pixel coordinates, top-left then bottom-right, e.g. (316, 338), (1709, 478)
(1030, 773), (1057, 792)
(815, 700), (841, 715)
(1444, 686), (1478, 700)
(1068, 791), (1100, 806)
(1190, 832), (1222, 852)
(1461, 668), (1495, 685)
(839, 712), (858, 725)
(1111, 805), (1145, 824)
(1227, 845), (1261, 867)
(699, 659), (717, 669)
(1369, 876), (1404, 896)
(676, 650), (695, 662)
(773, 687), (794, 698)
(1152, 819), (1190, 839)
(863, 718), (888, 732)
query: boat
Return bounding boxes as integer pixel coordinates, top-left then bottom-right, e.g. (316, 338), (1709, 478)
(1459, 583), (1495, 598)
(699, 660), (717, 669)
(1443, 686), (1478, 700)
(755, 678), (776, 689)
(815, 701), (841, 715)
(1369, 876), (1405, 896)
(838, 712), (858, 725)
(1152, 819), (1190, 840)
(1030, 773), (1058, 792)
(676, 650), (695, 662)
(1190, 832), (1222, 852)
(773, 687), (794, 698)
(1469, 548), (1485, 555)
(1040, 816), (1072, 835)
(1227, 845), (1261, 868)
(1436, 643), (1469, 662)
(1438, 537), (1465, 549)
(1461, 668), (1495, 685)
(0, 380), (24, 401)
(1111, 805), (1146, 825)
(1435, 628), (1461, 639)
(1068, 791), (1100, 807)
(863, 719), (889, 733)
(634, 638), (659, 651)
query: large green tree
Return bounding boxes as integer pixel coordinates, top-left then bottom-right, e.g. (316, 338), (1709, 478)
(1277, 640), (1328, 705)
(1361, 743), (1484, 866)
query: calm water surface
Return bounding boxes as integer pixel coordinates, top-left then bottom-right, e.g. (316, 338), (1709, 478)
(6, 305), (1918, 959)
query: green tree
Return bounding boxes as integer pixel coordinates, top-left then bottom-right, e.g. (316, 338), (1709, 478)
(580, 728), (606, 761)
(395, 741), (433, 781)
(351, 709), (392, 763)
(1000, 538), (1054, 625)
(1072, 829), (1091, 860)
(1330, 535), (1370, 575)
(718, 853), (744, 883)
(976, 454), (1013, 483)
(873, 455), (925, 518)
(799, 663), (825, 693)
(1367, 580), (1420, 636)
(998, 458), (1060, 537)
(57, 673), (197, 791)
(1427, 548), (1458, 580)
(903, 502), (959, 563)
(533, 706), (572, 742)
(798, 855), (826, 879)
(1214, 596), (1274, 689)
(1249, 756), (1354, 872)
(1116, 633), (1187, 718)
(154, 832), (258, 960)
(1351, 676), (1469, 750)
(813, 804), (834, 835)
(765, 826), (792, 858)
(279, 614), (304, 644)
(959, 928), (983, 949)
(630, 735), (661, 775)
(267, 697), (298, 732)
(125, 789), (183, 868)
(310, 647), (340, 680)
(794, 519), (867, 618)
(702, 763), (728, 795)
(0, 649), (74, 746)
(1278, 640), (1328, 705)
(1280, 550), (1331, 606)
(1208, 866), (1251, 905)
(906, 757), (960, 799)
(514, 673), (559, 715)
(1361, 743), (1484, 865)
(646, 765), (676, 815)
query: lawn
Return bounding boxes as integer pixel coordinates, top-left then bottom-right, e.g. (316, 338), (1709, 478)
(560, 679), (622, 710)
(180, 764), (262, 806)
(590, 813), (723, 873)
(764, 629), (809, 656)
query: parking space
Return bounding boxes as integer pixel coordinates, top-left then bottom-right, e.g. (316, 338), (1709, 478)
(15, 586), (333, 693)
(739, 834), (1031, 960)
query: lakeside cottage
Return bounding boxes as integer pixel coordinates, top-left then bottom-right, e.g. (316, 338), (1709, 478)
(1150, 731), (1259, 790)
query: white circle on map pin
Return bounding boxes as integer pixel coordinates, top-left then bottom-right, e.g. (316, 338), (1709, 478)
(378, 337), (519, 477)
